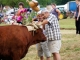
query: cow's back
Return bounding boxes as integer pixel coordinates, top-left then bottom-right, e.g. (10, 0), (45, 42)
(0, 25), (46, 60)
(0, 25), (30, 59)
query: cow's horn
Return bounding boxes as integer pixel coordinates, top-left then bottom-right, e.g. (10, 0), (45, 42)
(32, 23), (39, 29)
(26, 26), (36, 31)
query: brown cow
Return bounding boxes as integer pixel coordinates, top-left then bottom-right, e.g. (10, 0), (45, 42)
(0, 25), (46, 60)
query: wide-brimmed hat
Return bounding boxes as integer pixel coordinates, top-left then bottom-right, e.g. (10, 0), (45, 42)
(32, 5), (40, 12)
(46, 5), (53, 12)
(27, 0), (40, 12)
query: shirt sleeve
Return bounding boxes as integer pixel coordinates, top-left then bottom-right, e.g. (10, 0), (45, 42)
(47, 14), (58, 24)
(47, 14), (61, 40)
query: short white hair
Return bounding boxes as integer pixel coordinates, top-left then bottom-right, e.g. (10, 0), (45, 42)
(37, 10), (42, 15)
(41, 8), (49, 13)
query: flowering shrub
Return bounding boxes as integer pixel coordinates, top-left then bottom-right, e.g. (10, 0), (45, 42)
(16, 16), (23, 22)
(21, 9), (37, 25)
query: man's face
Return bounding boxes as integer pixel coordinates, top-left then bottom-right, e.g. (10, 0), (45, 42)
(42, 12), (49, 19)
(37, 14), (44, 22)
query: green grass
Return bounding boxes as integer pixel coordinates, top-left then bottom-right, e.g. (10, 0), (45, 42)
(0, 18), (80, 60)
(21, 18), (80, 60)
(60, 33), (80, 60)
(0, 18), (76, 29)
(0, 23), (10, 26)
(21, 30), (80, 60)
(59, 18), (75, 29)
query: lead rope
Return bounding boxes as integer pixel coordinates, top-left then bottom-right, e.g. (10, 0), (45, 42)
(33, 31), (34, 36)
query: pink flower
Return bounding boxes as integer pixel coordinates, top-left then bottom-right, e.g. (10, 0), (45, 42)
(23, 8), (27, 12)
(16, 16), (23, 22)
(26, 15), (28, 18)
(20, 10), (24, 13)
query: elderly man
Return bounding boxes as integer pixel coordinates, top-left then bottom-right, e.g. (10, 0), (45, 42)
(37, 9), (61, 60)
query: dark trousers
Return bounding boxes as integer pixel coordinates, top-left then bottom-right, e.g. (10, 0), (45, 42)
(75, 17), (80, 34)
(17, 21), (23, 24)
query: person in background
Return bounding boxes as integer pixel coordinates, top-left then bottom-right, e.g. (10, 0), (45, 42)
(33, 11), (51, 60)
(16, 2), (27, 24)
(37, 9), (61, 60)
(75, 0), (80, 34)
(51, 3), (61, 20)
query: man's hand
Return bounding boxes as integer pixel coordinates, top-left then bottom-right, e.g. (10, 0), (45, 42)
(77, 17), (79, 21)
(35, 22), (43, 29)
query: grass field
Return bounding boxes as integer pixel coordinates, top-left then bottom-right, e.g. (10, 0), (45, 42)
(21, 18), (80, 60)
(59, 18), (75, 29)
(21, 30), (80, 60)
(1, 18), (79, 60)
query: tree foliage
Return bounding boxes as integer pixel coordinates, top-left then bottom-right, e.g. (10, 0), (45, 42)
(0, 0), (29, 7)
(0, 0), (75, 7)
(54, 0), (75, 5)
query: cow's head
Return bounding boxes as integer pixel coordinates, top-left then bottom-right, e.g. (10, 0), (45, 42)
(33, 28), (46, 44)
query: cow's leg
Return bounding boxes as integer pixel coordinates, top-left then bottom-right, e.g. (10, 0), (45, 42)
(11, 49), (22, 60)
(12, 55), (20, 60)
(12, 52), (21, 60)
(2, 56), (12, 60)
(0, 55), (2, 60)
(13, 57), (20, 60)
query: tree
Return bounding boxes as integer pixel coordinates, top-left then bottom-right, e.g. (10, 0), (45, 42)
(0, 0), (75, 8)
(0, 0), (29, 7)
(53, 0), (75, 5)
(37, 0), (52, 7)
